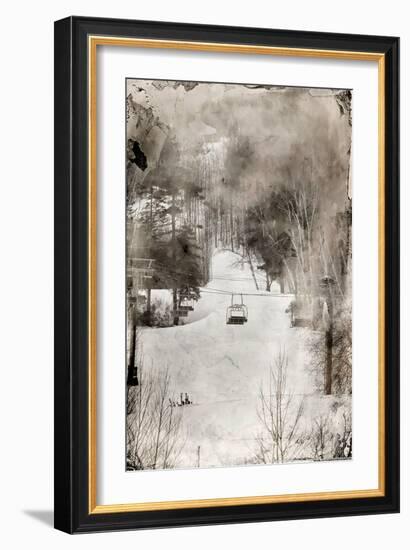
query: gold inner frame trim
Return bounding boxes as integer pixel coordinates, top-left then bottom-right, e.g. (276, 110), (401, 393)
(88, 35), (386, 514)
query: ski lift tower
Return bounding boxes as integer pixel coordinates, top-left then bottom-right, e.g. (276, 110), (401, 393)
(127, 257), (155, 297)
(127, 258), (155, 386)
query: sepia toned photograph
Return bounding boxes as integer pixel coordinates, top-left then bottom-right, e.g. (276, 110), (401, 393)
(126, 78), (353, 471)
(54, 17), (399, 533)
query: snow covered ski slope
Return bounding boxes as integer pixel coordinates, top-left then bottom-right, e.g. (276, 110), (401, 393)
(141, 249), (318, 468)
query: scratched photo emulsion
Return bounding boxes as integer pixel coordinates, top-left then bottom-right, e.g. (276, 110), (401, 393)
(125, 79), (352, 471)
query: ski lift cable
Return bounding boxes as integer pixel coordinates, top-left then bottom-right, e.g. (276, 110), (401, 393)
(142, 257), (266, 281)
(200, 287), (293, 297)
(212, 276), (266, 282)
(130, 263), (291, 298)
(149, 260), (203, 278)
(137, 252), (267, 282)
(137, 261), (287, 296)
(143, 264), (202, 283)
(146, 265), (267, 288)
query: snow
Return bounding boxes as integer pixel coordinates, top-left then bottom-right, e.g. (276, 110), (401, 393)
(141, 249), (343, 469)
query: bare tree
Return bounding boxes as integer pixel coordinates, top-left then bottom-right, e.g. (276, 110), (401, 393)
(308, 405), (352, 461)
(279, 177), (320, 302)
(309, 415), (332, 460)
(254, 349), (305, 464)
(127, 365), (185, 470)
(332, 408), (352, 459)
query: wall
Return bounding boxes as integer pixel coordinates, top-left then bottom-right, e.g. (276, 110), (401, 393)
(0, 0), (407, 547)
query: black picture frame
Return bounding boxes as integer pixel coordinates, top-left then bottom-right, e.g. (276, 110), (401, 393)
(54, 16), (400, 533)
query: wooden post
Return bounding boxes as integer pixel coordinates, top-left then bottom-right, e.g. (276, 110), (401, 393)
(324, 320), (333, 395)
(171, 190), (179, 326)
(146, 287), (151, 326)
(127, 260), (154, 385)
(127, 305), (138, 386)
(322, 278), (335, 395)
(230, 199), (234, 252)
(279, 274), (285, 294)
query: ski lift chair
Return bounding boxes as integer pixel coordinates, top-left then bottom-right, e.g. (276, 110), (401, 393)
(178, 294), (195, 312)
(226, 294), (248, 325)
(177, 309), (189, 317)
(178, 291), (195, 314)
(286, 297), (312, 328)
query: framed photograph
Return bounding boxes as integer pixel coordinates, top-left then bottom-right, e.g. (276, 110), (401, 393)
(54, 16), (399, 533)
